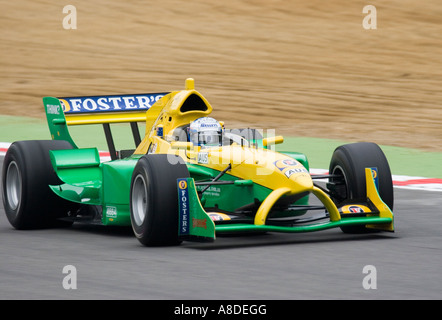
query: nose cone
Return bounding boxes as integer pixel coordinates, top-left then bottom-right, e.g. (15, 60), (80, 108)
(290, 172), (313, 192)
(275, 157), (313, 192)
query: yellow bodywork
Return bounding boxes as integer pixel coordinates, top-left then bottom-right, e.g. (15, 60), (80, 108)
(365, 168), (394, 231)
(128, 79), (393, 230)
(134, 78), (212, 155)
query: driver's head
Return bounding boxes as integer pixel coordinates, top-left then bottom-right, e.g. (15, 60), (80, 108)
(188, 117), (223, 148)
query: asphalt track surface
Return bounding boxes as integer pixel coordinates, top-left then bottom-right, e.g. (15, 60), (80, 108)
(0, 155), (441, 300)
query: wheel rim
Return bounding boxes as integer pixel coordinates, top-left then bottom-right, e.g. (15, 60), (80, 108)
(331, 165), (349, 201)
(132, 174), (149, 226)
(6, 161), (22, 211)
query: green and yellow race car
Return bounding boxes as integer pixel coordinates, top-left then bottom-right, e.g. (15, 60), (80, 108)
(2, 79), (394, 246)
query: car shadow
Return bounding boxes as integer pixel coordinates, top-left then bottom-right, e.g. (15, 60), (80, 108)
(181, 230), (397, 250)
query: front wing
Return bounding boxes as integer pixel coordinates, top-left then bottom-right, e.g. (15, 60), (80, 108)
(177, 168), (394, 242)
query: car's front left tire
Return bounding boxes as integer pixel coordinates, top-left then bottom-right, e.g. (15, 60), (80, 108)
(328, 142), (394, 233)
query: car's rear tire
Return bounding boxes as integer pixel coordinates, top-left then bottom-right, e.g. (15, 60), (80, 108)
(130, 154), (189, 246)
(2, 140), (78, 229)
(328, 142), (394, 233)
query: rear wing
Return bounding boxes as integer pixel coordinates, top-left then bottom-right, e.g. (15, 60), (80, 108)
(43, 93), (168, 160)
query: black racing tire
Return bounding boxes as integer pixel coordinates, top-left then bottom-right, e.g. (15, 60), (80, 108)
(2, 140), (77, 229)
(130, 154), (189, 246)
(328, 142), (394, 233)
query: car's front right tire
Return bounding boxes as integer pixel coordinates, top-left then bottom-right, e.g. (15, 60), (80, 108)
(130, 154), (189, 246)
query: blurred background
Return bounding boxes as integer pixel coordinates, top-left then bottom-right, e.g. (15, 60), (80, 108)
(1, 0), (441, 151)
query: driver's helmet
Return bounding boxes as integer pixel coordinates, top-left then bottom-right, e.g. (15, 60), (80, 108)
(188, 117), (223, 148)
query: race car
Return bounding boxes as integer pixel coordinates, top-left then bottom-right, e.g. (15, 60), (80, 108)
(1, 78), (394, 246)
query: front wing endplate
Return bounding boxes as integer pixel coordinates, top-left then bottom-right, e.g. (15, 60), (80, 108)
(177, 178), (216, 242)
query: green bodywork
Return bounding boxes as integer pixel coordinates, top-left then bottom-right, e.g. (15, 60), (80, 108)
(48, 148), (310, 227)
(49, 148), (141, 226)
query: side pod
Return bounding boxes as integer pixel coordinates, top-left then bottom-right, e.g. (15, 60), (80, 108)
(49, 148), (103, 205)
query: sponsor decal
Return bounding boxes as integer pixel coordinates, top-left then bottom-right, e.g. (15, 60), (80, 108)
(192, 218), (207, 229)
(370, 167), (379, 190)
(148, 143), (157, 154)
(197, 152), (209, 164)
(208, 212), (231, 221)
(177, 178), (189, 235)
(59, 93), (167, 114)
(46, 104), (61, 115)
(200, 122), (219, 128)
(341, 204), (371, 214)
(196, 185), (220, 197)
(178, 179), (187, 189)
(282, 159), (298, 166)
(349, 206), (364, 213)
(284, 167), (308, 178)
(106, 206), (117, 218)
(274, 159), (299, 171)
(59, 99), (70, 112)
(156, 126), (163, 138)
